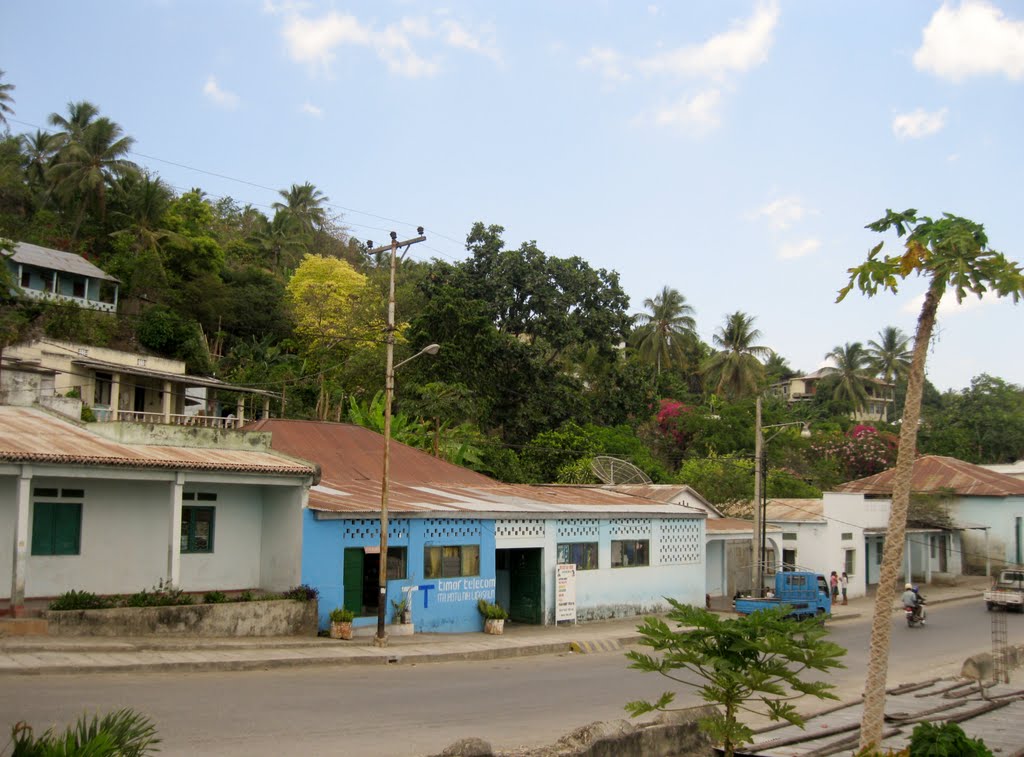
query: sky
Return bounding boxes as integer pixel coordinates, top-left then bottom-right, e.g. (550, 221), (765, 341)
(2, 1), (1023, 392)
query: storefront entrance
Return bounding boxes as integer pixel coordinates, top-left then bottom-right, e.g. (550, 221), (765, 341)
(496, 548), (543, 624)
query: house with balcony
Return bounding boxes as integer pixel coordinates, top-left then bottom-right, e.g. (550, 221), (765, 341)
(769, 368), (895, 423)
(2, 339), (275, 429)
(3, 242), (119, 313)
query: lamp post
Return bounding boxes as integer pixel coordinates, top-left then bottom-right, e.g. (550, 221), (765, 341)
(752, 397), (811, 597)
(366, 229), (429, 648)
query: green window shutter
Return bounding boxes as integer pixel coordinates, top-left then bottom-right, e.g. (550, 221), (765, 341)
(31, 502), (56, 555)
(53, 503), (82, 555)
(343, 548), (364, 614)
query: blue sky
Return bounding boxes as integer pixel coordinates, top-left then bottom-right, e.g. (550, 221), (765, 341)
(3, 1), (1022, 392)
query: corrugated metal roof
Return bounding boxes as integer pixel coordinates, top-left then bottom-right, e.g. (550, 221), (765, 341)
(604, 483), (722, 515)
(9, 242), (119, 283)
(763, 498), (825, 521)
(251, 419), (707, 517)
(837, 455), (1024, 497)
(0, 406), (315, 476)
(72, 357), (276, 397)
(706, 517), (778, 534)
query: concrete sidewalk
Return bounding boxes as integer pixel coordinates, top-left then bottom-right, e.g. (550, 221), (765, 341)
(0, 579), (987, 676)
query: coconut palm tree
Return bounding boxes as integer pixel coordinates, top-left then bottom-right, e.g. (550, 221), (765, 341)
(110, 172), (185, 255)
(702, 311), (772, 399)
(866, 326), (911, 384)
(823, 341), (873, 411)
(20, 130), (58, 193)
(630, 286), (697, 374)
(48, 115), (138, 240)
(273, 182), (329, 236)
(48, 100), (100, 147)
(0, 70), (15, 129)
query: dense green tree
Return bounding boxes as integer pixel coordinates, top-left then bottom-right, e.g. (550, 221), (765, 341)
(839, 209), (1024, 750)
(919, 374), (1024, 463)
(866, 326), (911, 384)
(631, 286), (697, 375)
(823, 341), (873, 411)
(273, 182), (328, 235)
(702, 311), (771, 399)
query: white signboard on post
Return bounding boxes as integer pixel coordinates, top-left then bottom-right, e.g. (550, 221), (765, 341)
(556, 563), (577, 623)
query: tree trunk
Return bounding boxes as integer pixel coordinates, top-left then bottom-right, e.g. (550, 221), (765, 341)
(858, 279), (943, 750)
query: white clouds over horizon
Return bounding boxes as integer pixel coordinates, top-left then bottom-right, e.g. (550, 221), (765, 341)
(580, 1), (779, 134)
(892, 107), (948, 139)
(778, 238), (820, 260)
(202, 76), (240, 109)
(914, 0), (1024, 82)
(902, 287), (1006, 316)
(301, 102), (322, 117)
(750, 196), (812, 230)
(274, 8), (500, 78)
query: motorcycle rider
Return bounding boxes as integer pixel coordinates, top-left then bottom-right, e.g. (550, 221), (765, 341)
(901, 583), (925, 623)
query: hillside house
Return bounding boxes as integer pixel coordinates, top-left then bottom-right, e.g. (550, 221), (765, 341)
(769, 368), (895, 423)
(3, 242), (119, 313)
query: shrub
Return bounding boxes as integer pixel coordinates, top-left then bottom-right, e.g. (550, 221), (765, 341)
(282, 584), (319, 602)
(477, 599), (509, 620)
(124, 580), (194, 608)
(329, 608), (355, 623)
(80, 405), (97, 423)
(908, 721), (992, 757)
(49, 590), (111, 611)
(202, 591), (229, 604)
(9, 708), (160, 756)
(237, 590), (255, 602)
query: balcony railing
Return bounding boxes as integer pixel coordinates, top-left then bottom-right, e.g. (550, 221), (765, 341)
(93, 407), (243, 428)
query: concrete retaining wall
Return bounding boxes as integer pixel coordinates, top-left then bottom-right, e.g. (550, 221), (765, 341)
(961, 644), (1024, 681)
(43, 599), (318, 637)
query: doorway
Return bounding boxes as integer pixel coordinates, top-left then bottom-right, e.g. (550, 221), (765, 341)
(497, 548), (543, 624)
(343, 547), (407, 616)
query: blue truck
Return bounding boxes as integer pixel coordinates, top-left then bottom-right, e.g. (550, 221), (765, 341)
(734, 571), (832, 620)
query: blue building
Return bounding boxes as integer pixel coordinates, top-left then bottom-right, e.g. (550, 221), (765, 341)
(251, 419), (707, 635)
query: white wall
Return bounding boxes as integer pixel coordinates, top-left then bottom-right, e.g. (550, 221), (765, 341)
(178, 484), (263, 592)
(706, 539), (724, 596)
(0, 476), (16, 599)
(260, 485), (305, 591)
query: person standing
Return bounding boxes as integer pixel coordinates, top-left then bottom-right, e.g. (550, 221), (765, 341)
(829, 571), (839, 602)
(840, 571), (849, 605)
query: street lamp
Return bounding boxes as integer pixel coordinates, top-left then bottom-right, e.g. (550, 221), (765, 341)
(367, 229), (429, 648)
(752, 397), (811, 596)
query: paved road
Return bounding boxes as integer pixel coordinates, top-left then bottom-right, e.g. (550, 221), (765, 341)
(3, 599), (1020, 756)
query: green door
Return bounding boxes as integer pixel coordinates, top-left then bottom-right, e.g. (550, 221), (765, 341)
(509, 548), (543, 624)
(343, 548), (364, 614)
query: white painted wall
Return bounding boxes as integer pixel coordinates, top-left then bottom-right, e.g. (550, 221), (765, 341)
(0, 476), (16, 598)
(260, 486), (305, 591)
(706, 540), (724, 596)
(178, 484), (263, 592)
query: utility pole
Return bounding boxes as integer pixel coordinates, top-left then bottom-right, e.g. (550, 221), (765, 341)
(368, 229), (426, 648)
(752, 397), (764, 597)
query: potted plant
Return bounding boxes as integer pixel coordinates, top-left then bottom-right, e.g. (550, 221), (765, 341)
(477, 598), (509, 635)
(391, 597), (411, 625)
(328, 608), (355, 640)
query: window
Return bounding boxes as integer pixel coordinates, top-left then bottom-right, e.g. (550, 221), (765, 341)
(31, 501), (82, 556)
(841, 532), (853, 541)
(72, 279), (86, 298)
(387, 547), (407, 580)
(20, 270), (30, 287)
(181, 507), (215, 553)
(184, 492), (217, 502)
(94, 372), (112, 406)
(557, 542), (598, 570)
(782, 533), (797, 541)
(424, 545), (480, 578)
(844, 549), (856, 576)
(611, 539), (649, 568)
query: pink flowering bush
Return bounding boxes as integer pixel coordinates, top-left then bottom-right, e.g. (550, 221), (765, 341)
(810, 425), (897, 481)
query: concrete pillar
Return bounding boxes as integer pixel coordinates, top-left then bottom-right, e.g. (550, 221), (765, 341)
(9, 466), (32, 617)
(262, 396), (270, 420)
(925, 536), (932, 585)
(167, 473), (184, 586)
(985, 529), (991, 578)
(162, 380), (172, 424)
(235, 398), (245, 428)
(109, 372), (121, 421)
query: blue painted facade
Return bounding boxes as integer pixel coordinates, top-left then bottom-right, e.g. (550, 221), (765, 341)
(302, 511), (497, 634)
(303, 510), (706, 634)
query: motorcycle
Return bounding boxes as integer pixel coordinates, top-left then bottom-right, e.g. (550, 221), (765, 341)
(904, 597), (927, 628)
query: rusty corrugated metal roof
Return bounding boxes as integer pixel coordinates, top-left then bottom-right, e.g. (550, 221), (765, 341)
(604, 484), (721, 514)
(249, 419), (707, 517)
(762, 498), (825, 521)
(0, 406), (316, 476)
(706, 517), (777, 533)
(836, 455), (1024, 497)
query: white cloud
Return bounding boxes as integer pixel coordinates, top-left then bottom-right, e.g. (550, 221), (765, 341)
(441, 19), (501, 63)
(649, 88), (723, 133)
(778, 238), (820, 260)
(892, 107), (948, 139)
(301, 102), (322, 117)
(578, 47), (630, 83)
(281, 12), (371, 71)
(648, 5), (660, 15)
(279, 11), (499, 78)
(914, 0), (1024, 82)
(902, 286), (1005, 315)
(750, 196), (811, 230)
(202, 76), (240, 109)
(637, 0), (779, 78)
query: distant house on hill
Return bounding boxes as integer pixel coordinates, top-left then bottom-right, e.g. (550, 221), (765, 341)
(3, 241), (119, 313)
(838, 455), (1024, 573)
(768, 368), (894, 423)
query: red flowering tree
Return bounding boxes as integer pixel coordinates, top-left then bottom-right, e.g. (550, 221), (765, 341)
(810, 425), (897, 481)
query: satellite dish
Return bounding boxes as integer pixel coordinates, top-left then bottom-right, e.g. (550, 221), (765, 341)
(590, 456), (652, 485)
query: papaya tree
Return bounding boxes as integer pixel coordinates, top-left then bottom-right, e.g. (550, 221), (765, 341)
(837, 209), (1024, 751)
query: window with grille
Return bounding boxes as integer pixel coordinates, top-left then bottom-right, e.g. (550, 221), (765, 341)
(181, 507), (215, 553)
(557, 542), (599, 570)
(611, 539), (649, 568)
(424, 545), (480, 578)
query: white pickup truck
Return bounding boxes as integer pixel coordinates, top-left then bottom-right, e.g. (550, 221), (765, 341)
(984, 568), (1024, 611)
